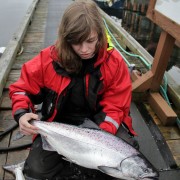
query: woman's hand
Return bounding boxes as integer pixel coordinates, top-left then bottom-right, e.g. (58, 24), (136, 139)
(19, 113), (39, 135)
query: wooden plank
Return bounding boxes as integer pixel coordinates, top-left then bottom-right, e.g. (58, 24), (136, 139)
(5, 124), (32, 180)
(0, 111), (31, 179)
(11, 53), (38, 70)
(131, 70), (142, 81)
(151, 31), (175, 91)
(0, 111), (16, 180)
(5, 70), (21, 89)
(145, 101), (180, 168)
(0, 111), (15, 133)
(0, 110), (14, 121)
(23, 32), (45, 43)
(132, 32), (175, 93)
(0, 0), (39, 99)
(132, 70), (153, 92)
(15, 53), (38, 61)
(7, 70), (21, 80)
(144, 103), (162, 125)
(27, 4), (48, 32)
(4, 125), (32, 179)
(0, 119), (15, 133)
(159, 126), (180, 140)
(0, 90), (11, 110)
(0, 134), (11, 180)
(21, 43), (42, 53)
(148, 92), (177, 125)
(0, 1), (48, 179)
(28, 21), (47, 32)
(167, 140), (180, 167)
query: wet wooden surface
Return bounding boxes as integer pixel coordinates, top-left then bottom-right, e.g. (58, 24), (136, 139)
(0, 0), (48, 179)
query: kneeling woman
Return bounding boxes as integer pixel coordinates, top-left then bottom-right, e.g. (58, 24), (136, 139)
(9, 0), (137, 179)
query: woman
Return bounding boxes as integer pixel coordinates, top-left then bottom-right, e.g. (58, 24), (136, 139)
(9, 0), (137, 179)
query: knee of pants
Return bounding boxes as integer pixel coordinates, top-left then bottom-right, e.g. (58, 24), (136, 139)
(23, 137), (64, 179)
(23, 160), (43, 179)
(24, 154), (64, 179)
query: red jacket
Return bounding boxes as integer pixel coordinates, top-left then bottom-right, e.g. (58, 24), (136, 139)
(9, 46), (137, 136)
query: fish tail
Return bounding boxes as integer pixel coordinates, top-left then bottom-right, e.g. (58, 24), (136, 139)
(3, 161), (25, 173)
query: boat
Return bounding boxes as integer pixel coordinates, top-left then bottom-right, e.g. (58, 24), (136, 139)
(0, 47), (6, 58)
(93, 0), (125, 18)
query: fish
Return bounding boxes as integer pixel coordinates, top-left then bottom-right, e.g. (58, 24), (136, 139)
(29, 119), (159, 180)
(3, 161), (25, 180)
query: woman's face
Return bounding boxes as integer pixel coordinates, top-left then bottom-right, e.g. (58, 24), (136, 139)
(71, 31), (98, 60)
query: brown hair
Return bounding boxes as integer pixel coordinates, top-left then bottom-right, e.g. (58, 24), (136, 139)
(55, 0), (107, 73)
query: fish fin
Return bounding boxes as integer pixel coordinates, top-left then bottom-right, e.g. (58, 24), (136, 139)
(79, 118), (101, 130)
(98, 166), (124, 179)
(41, 135), (56, 151)
(62, 157), (79, 165)
(62, 156), (73, 163)
(12, 130), (25, 141)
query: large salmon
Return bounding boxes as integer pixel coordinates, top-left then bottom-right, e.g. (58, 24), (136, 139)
(29, 119), (159, 180)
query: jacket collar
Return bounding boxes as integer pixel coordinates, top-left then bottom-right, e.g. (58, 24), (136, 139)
(50, 45), (114, 76)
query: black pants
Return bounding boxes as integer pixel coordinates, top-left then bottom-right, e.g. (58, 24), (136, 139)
(24, 125), (138, 180)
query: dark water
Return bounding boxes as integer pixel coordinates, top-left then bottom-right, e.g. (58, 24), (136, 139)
(0, 0), (33, 47)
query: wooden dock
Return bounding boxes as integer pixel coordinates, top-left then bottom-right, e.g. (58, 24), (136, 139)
(0, 0), (180, 179)
(0, 0), (48, 179)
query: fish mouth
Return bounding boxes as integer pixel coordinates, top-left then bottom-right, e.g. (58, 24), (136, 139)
(139, 174), (159, 180)
(141, 177), (159, 180)
(139, 167), (159, 180)
(139, 173), (159, 179)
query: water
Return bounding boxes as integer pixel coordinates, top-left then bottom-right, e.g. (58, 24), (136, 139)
(0, 0), (33, 47)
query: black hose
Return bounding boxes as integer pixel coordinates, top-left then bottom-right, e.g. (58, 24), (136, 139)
(0, 142), (32, 153)
(0, 123), (32, 152)
(0, 123), (18, 138)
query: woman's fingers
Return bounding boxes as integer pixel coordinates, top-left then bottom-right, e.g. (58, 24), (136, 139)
(19, 113), (39, 135)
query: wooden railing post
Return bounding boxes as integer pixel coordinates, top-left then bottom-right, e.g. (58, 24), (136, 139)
(150, 31), (175, 91)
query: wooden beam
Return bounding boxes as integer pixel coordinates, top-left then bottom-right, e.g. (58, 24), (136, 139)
(132, 70), (153, 92)
(150, 31), (175, 91)
(148, 92), (177, 125)
(131, 70), (142, 82)
(132, 31), (175, 92)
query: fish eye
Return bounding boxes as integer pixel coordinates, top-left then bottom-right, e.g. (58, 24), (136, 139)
(141, 166), (149, 173)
